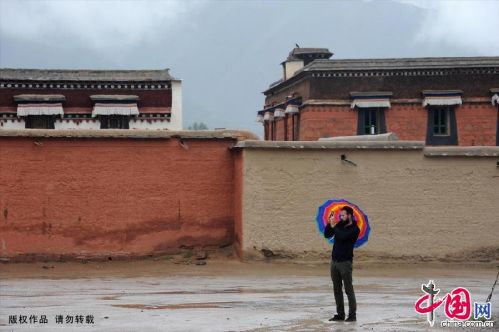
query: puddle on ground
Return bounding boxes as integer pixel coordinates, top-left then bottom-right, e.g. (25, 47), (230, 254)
(112, 301), (244, 310)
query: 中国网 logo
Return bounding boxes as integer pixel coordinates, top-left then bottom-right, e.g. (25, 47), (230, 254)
(414, 280), (494, 328)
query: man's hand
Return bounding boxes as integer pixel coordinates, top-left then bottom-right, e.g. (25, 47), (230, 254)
(328, 212), (335, 227)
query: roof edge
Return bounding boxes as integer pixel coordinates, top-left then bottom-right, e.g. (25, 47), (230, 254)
(424, 146), (499, 157)
(232, 140), (425, 150)
(0, 129), (260, 141)
(264, 55), (499, 94)
(0, 68), (177, 82)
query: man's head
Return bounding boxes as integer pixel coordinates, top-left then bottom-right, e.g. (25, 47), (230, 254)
(340, 206), (354, 223)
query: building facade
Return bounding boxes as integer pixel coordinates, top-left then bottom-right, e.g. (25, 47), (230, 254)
(258, 48), (499, 146)
(0, 69), (182, 130)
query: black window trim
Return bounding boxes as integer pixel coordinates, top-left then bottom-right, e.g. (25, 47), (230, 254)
(24, 115), (56, 129)
(356, 107), (387, 135)
(426, 105), (458, 145)
(99, 114), (130, 129)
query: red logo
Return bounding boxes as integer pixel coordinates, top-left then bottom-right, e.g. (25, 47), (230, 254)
(414, 280), (471, 326)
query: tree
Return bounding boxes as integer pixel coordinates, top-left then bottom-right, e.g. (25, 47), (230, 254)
(188, 122), (209, 130)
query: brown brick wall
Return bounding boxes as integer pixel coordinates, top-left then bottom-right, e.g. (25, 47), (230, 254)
(268, 104), (498, 145)
(385, 104), (427, 141)
(298, 105), (357, 140)
(456, 103), (497, 146)
(275, 118), (286, 141)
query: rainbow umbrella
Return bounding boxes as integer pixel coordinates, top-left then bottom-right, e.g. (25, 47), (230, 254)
(315, 199), (370, 248)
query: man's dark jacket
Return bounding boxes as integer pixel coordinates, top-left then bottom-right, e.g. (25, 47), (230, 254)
(324, 221), (360, 262)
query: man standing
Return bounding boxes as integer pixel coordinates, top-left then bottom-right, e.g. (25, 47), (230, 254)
(323, 206), (360, 322)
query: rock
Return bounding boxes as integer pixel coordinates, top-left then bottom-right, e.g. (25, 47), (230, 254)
(173, 258), (191, 265)
(195, 260), (207, 266)
(261, 248), (274, 258)
(195, 251), (208, 260)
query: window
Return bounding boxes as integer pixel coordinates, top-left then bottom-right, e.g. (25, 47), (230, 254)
(271, 121), (276, 140)
(357, 108), (386, 135)
(432, 107), (449, 135)
(426, 106), (458, 145)
(25, 115), (55, 129)
(99, 115), (130, 129)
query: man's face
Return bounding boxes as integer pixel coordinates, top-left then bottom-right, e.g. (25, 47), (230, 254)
(340, 210), (349, 222)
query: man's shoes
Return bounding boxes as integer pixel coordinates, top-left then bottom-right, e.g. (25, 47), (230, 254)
(345, 314), (356, 322)
(328, 314), (345, 321)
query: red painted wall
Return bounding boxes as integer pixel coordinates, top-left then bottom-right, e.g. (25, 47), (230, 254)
(232, 150), (243, 258)
(0, 88), (172, 115)
(0, 137), (238, 260)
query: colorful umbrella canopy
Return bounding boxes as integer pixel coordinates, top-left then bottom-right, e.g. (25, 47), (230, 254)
(316, 199), (370, 248)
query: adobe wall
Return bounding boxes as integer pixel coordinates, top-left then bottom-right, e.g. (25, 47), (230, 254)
(234, 141), (499, 262)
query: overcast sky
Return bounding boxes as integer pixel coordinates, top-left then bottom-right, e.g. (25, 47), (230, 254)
(1, 0), (498, 137)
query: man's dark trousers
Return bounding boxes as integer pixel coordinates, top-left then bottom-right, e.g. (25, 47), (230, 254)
(330, 260), (356, 317)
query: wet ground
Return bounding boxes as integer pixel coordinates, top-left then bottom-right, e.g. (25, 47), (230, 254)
(0, 259), (497, 331)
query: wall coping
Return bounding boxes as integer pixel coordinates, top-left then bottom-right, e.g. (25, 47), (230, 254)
(233, 140), (499, 157)
(319, 132), (399, 141)
(0, 129), (259, 140)
(424, 146), (499, 157)
(232, 140), (425, 150)
(301, 97), (493, 107)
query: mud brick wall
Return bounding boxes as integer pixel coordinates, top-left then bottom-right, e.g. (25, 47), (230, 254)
(2, 132), (498, 263)
(0, 134), (238, 260)
(235, 142), (499, 262)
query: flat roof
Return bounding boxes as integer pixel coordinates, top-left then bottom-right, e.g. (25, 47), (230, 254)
(0, 68), (176, 82)
(301, 56), (499, 72)
(266, 56), (499, 92)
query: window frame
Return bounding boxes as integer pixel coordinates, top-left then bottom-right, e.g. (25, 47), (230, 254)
(24, 115), (56, 129)
(99, 115), (130, 129)
(432, 107), (450, 136)
(356, 107), (387, 135)
(426, 105), (458, 145)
